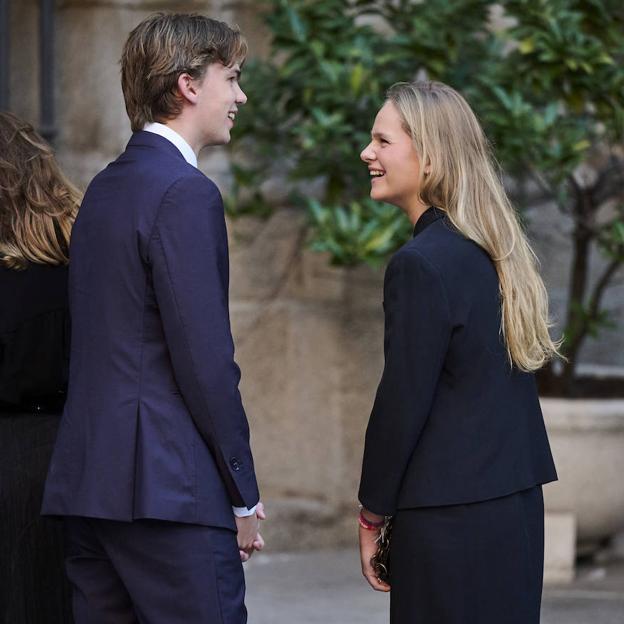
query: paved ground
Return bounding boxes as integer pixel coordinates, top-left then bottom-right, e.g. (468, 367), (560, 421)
(245, 549), (624, 623)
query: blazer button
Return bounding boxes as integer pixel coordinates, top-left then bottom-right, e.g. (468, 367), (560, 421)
(230, 457), (241, 472)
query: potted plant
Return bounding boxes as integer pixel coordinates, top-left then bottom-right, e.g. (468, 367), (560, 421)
(227, 0), (624, 553)
(480, 0), (624, 554)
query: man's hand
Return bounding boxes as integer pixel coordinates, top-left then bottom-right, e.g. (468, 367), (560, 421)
(236, 514), (259, 562)
(236, 502), (267, 562)
(359, 509), (390, 592)
(252, 501), (266, 551)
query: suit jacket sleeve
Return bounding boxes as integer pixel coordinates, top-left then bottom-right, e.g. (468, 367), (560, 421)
(149, 174), (259, 509)
(358, 249), (452, 516)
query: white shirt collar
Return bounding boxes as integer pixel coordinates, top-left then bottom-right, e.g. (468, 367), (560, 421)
(143, 122), (198, 168)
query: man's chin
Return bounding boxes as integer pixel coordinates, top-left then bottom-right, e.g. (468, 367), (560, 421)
(202, 131), (231, 148)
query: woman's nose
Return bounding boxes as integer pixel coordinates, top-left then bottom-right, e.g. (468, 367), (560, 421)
(360, 142), (374, 162)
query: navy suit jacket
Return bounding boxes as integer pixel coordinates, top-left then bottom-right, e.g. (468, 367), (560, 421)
(42, 132), (259, 530)
(359, 207), (557, 516)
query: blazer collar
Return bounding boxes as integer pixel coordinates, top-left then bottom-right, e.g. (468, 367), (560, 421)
(413, 206), (446, 237)
(125, 131), (188, 163)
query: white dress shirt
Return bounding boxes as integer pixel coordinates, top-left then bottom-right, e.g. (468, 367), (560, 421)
(142, 122), (257, 519)
(143, 122), (198, 167)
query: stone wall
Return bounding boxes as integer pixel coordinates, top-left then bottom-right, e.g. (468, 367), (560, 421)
(228, 210), (386, 548)
(6, 0), (624, 550)
(9, 0), (268, 188)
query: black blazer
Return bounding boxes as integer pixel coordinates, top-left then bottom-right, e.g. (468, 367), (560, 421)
(359, 207), (557, 516)
(0, 263), (69, 413)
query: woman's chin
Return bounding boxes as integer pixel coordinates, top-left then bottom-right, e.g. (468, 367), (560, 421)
(369, 186), (386, 202)
(370, 189), (399, 209)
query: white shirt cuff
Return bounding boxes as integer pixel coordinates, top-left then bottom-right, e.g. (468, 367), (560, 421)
(232, 505), (257, 518)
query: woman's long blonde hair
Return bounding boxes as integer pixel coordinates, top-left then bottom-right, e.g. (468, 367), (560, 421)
(387, 81), (560, 371)
(0, 111), (81, 270)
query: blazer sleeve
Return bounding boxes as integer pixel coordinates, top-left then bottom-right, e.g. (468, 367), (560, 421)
(358, 249), (452, 516)
(148, 174), (259, 509)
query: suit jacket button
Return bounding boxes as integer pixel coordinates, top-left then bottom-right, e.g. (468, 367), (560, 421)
(230, 457), (241, 471)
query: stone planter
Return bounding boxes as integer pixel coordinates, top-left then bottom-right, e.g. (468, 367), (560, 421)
(541, 397), (624, 553)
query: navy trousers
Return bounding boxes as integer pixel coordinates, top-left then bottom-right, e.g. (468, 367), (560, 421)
(64, 517), (246, 624)
(389, 486), (545, 624)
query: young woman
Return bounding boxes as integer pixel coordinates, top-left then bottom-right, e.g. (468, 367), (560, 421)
(357, 82), (558, 623)
(0, 111), (80, 623)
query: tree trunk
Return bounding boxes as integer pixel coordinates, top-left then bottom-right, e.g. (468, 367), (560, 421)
(559, 182), (594, 394)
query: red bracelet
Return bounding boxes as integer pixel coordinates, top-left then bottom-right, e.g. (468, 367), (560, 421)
(358, 510), (384, 530)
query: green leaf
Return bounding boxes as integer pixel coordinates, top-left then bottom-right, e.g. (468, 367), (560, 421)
(518, 37), (535, 54)
(350, 63), (365, 94)
(286, 6), (307, 42)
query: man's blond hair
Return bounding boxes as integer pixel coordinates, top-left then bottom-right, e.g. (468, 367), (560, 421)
(121, 13), (247, 132)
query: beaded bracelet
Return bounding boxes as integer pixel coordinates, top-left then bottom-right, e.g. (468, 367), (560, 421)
(358, 510), (385, 530)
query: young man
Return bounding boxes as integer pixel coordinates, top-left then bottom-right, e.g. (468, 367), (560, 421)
(42, 13), (262, 623)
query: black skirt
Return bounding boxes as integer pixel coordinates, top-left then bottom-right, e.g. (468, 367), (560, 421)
(0, 412), (72, 624)
(389, 486), (544, 624)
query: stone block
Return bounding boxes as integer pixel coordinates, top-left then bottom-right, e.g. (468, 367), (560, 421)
(542, 399), (624, 551)
(228, 208), (308, 301)
(9, 0), (38, 123)
(257, 498), (358, 552)
(544, 512), (576, 585)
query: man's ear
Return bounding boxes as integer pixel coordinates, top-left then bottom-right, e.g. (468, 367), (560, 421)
(176, 73), (199, 105)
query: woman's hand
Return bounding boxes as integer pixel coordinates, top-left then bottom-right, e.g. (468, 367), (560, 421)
(359, 509), (391, 592)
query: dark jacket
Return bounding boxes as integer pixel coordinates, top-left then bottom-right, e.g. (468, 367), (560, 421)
(359, 207), (557, 516)
(42, 132), (259, 530)
(0, 263), (69, 413)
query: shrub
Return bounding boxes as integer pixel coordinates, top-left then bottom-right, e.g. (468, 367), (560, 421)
(228, 0), (624, 393)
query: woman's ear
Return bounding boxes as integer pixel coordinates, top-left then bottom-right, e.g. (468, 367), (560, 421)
(424, 156), (433, 177)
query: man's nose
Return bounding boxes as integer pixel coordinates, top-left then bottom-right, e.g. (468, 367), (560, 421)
(236, 85), (248, 105)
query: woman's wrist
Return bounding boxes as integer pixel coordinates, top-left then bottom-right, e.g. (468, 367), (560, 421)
(358, 508), (385, 530)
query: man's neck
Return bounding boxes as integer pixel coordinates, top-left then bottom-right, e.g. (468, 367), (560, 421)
(143, 122), (198, 168)
(161, 118), (202, 158)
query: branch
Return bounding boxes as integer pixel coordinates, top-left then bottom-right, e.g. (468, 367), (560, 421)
(587, 257), (622, 324)
(567, 172), (606, 240)
(590, 213), (624, 247)
(558, 172), (587, 217)
(568, 172), (582, 200)
(591, 155), (624, 207)
(562, 256), (622, 365)
(527, 166), (556, 202)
